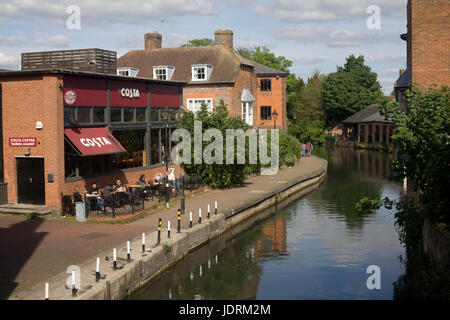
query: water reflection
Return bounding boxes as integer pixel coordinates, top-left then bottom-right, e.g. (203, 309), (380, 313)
(130, 146), (404, 300)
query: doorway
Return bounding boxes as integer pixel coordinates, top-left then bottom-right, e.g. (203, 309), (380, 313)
(16, 157), (45, 205)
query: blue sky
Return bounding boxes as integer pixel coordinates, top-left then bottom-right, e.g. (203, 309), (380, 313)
(0, 0), (407, 94)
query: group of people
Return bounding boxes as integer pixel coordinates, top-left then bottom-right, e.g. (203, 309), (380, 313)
(71, 171), (181, 213)
(301, 141), (314, 157)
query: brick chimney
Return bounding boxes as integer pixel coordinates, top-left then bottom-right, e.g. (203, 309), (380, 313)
(214, 30), (233, 49)
(144, 32), (162, 50)
(399, 69), (405, 76)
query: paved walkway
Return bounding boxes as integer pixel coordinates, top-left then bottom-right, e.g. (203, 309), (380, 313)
(0, 156), (326, 299)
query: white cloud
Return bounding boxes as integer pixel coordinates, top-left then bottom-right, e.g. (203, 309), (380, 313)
(226, 0), (254, 7)
(366, 53), (406, 63)
(254, 0), (407, 23)
(292, 57), (325, 65)
(0, 52), (19, 67)
(0, 0), (219, 25)
(273, 26), (392, 47)
(0, 34), (27, 46)
(34, 35), (69, 47)
(165, 33), (191, 48)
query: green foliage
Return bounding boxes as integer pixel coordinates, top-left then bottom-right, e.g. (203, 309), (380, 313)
(355, 197), (394, 214)
(380, 86), (449, 227)
(323, 55), (384, 127)
(162, 243), (172, 255)
(288, 72), (327, 145)
(180, 38), (214, 47)
(279, 131), (301, 166)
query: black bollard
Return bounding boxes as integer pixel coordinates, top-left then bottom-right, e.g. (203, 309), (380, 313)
(198, 208), (202, 224)
(168, 221), (171, 239)
(214, 201), (218, 215)
(189, 211), (192, 228)
(113, 248), (117, 270)
(177, 209), (181, 233)
(157, 218), (162, 245)
(207, 204), (210, 219)
(142, 233), (146, 253)
(127, 241), (131, 261)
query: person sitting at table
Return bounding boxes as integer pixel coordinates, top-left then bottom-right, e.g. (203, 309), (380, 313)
(115, 179), (131, 204)
(135, 174), (149, 186)
(85, 182), (104, 211)
(155, 172), (163, 184)
(73, 186), (83, 203)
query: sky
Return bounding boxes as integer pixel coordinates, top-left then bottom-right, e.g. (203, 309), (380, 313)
(0, 0), (408, 94)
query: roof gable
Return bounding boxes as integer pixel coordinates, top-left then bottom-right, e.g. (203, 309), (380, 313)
(117, 46), (254, 84)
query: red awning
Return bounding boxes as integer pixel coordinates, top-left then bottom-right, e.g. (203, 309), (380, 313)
(64, 127), (126, 156)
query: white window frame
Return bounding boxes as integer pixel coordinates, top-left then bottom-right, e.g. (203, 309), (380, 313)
(117, 67), (139, 77)
(187, 98), (213, 113)
(153, 66), (175, 80)
(191, 64), (213, 82)
(241, 102), (253, 126)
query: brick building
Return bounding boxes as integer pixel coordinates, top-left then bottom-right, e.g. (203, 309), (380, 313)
(395, 0), (450, 105)
(117, 30), (287, 130)
(0, 68), (184, 212)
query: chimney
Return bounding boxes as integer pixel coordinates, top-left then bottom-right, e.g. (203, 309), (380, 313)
(214, 30), (233, 49)
(144, 32), (162, 50)
(399, 69), (405, 76)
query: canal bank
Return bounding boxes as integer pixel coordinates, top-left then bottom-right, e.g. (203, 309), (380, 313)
(9, 156), (327, 300)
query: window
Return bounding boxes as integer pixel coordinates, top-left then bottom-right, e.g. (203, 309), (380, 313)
(111, 108), (122, 122)
(136, 108), (146, 122)
(260, 106), (272, 120)
(151, 128), (161, 164)
(78, 107), (91, 123)
(153, 66), (175, 80)
(64, 106), (106, 124)
(117, 67), (139, 77)
(260, 79), (271, 91)
(192, 65), (213, 81)
(113, 129), (146, 169)
(93, 107), (105, 123)
(368, 125), (373, 144)
(124, 108), (134, 122)
(187, 98), (213, 113)
(242, 102), (253, 126)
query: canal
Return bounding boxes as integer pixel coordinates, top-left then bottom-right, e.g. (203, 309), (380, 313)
(129, 146), (404, 300)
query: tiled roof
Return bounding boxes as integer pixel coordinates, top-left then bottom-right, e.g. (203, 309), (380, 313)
(253, 62), (288, 77)
(342, 104), (392, 124)
(117, 46), (254, 84)
(395, 67), (411, 88)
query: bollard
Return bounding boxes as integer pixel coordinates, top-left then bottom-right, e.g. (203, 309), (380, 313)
(214, 201), (218, 215)
(189, 211), (192, 228)
(198, 208), (202, 224)
(168, 220), (171, 239)
(142, 233), (146, 253)
(113, 248), (117, 270)
(127, 241), (131, 261)
(177, 209), (181, 233)
(45, 282), (49, 300)
(71, 271), (77, 296)
(157, 218), (162, 245)
(95, 257), (101, 282)
(207, 204), (210, 219)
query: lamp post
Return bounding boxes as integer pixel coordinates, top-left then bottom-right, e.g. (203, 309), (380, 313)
(272, 110), (278, 130)
(161, 105), (170, 208)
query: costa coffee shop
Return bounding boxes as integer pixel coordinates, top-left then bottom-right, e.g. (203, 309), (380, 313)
(0, 67), (185, 213)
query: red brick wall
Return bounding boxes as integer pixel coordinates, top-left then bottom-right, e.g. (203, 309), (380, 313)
(183, 85), (233, 113)
(411, 0), (450, 88)
(232, 65), (257, 121)
(255, 75), (286, 130)
(1, 74), (65, 208)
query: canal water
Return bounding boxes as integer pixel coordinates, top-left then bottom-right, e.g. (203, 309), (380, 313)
(129, 146), (404, 300)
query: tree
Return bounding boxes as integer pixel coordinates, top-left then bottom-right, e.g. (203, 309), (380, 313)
(288, 71), (327, 145)
(323, 55), (384, 127)
(180, 38), (214, 47)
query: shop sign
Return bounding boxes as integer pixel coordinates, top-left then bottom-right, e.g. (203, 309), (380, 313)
(80, 137), (112, 148)
(64, 90), (77, 105)
(120, 88), (140, 99)
(9, 137), (37, 147)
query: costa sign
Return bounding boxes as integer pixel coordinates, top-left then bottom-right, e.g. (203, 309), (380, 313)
(120, 88), (140, 99)
(80, 137), (112, 148)
(64, 90), (77, 105)
(9, 137), (37, 147)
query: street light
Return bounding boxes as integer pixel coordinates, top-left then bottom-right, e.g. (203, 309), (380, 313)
(161, 105), (170, 208)
(272, 110), (278, 130)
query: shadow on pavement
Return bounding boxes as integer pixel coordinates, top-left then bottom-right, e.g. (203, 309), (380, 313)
(0, 217), (47, 299)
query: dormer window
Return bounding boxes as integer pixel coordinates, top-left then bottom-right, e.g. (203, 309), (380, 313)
(153, 66), (175, 80)
(117, 67), (139, 77)
(192, 64), (213, 81)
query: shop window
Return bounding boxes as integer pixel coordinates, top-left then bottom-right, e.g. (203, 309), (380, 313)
(151, 128), (161, 165)
(113, 129), (146, 169)
(93, 107), (105, 123)
(136, 108), (146, 122)
(78, 107), (91, 123)
(111, 108), (122, 122)
(64, 107), (76, 123)
(150, 108), (160, 121)
(124, 108), (134, 122)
